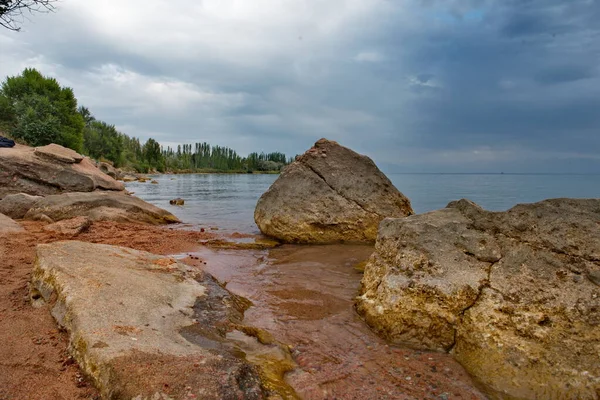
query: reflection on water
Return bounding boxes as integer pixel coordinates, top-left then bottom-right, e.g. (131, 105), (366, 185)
(183, 244), (485, 400)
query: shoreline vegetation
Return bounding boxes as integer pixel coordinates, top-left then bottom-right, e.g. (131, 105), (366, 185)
(0, 68), (293, 175)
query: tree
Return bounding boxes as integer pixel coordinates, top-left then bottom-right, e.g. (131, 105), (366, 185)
(0, 68), (84, 151)
(0, 0), (57, 31)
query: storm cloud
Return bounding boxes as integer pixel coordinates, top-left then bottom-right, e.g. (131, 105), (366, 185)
(1, 0), (599, 172)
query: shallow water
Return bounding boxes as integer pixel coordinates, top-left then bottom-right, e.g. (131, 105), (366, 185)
(180, 245), (486, 399)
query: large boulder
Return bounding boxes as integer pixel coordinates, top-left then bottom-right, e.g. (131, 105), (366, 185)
(0, 212), (23, 234)
(30, 241), (273, 399)
(0, 193), (42, 219)
(356, 198), (600, 399)
(24, 192), (180, 224)
(0, 143), (124, 199)
(254, 139), (413, 243)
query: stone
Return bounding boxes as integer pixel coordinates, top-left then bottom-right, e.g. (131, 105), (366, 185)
(254, 138), (413, 243)
(24, 192), (180, 225)
(42, 216), (92, 236)
(98, 162), (120, 179)
(0, 193), (42, 219)
(34, 143), (85, 164)
(170, 198), (185, 206)
(0, 144), (124, 199)
(31, 241), (272, 399)
(151, 180), (158, 184)
(122, 175), (137, 182)
(0, 212), (24, 233)
(356, 198), (600, 399)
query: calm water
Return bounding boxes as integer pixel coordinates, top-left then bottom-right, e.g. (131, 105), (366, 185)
(127, 173), (600, 234)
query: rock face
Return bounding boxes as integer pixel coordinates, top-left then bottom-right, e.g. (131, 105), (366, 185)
(254, 139), (413, 243)
(356, 198), (600, 399)
(24, 192), (180, 225)
(0, 144), (124, 199)
(0, 193), (42, 219)
(31, 241), (270, 399)
(0, 213), (23, 233)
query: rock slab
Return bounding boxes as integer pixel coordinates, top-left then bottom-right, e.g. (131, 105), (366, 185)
(31, 241), (268, 399)
(0, 143), (124, 199)
(254, 139), (413, 243)
(24, 192), (180, 225)
(356, 198), (600, 399)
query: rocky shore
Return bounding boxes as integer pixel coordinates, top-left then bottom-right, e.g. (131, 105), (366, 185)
(1, 140), (598, 399)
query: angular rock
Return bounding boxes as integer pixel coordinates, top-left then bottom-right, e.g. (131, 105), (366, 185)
(254, 139), (413, 243)
(0, 193), (42, 219)
(356, 198), (600, 399)
(0, 143), (124, 199)
(34, 144), (85, 164)
(24, 192), (180, 225)
(0, 212), (24, 234)
(42, 216), (91, 236)
(31, 241), (269, 399)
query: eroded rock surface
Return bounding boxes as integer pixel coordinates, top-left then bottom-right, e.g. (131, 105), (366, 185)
(254, 139), (413, 243)
(24, 192), (179, 225)
(0, 144), (124, 199)
(30, 241), (275, 399)
(357, 198), (600, 399)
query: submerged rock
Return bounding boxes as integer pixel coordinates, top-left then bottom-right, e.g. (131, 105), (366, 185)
(31, 241), (270, 399)
(170, 198), (185, 206)
(24, 192), (180, 225)
(356, 198), (600, 399)
(0, 143), (124, 199)
(254, 138), (413, 243)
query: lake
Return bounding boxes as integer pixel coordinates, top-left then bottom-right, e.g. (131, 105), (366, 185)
(126, 173), (600, 233)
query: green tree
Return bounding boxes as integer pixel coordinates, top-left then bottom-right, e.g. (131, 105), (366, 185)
(0, 68), (84, 151)
(83, 120), (124, 167)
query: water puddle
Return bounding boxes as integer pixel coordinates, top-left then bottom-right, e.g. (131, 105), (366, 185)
(179, 244), (486, 400)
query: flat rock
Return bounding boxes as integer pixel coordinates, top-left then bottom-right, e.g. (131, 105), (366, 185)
(254, 138), (413, 243)
(31, 241), (270, 399)
(0, 143), (124, 199)
(0, 193), (42, 219)
(24, 192), (180, 225)
(34, 143), (85, 164)
(0, 212), (24, 234)
(356, 198), (600, 399)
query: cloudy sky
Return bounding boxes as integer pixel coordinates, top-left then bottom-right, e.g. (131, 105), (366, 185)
(1, 0), (599, 172)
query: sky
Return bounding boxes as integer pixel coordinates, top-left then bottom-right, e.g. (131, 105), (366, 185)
(1, 0), (599, 173)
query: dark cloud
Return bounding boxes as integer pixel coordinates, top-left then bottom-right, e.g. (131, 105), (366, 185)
(0, 0), (599, 172)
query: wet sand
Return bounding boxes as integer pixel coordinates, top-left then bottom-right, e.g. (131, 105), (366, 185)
(182, 244), (486, 400)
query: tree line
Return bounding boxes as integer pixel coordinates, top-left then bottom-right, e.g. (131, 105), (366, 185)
(0, 68), (292, 173)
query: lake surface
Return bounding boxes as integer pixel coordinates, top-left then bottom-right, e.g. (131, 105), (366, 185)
(127, 173), (600, 233)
